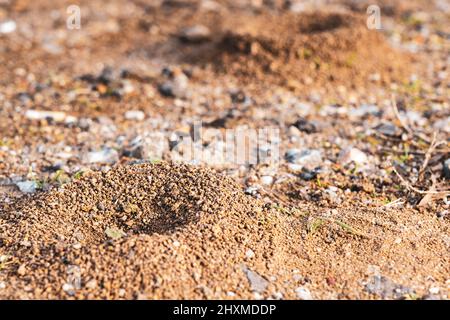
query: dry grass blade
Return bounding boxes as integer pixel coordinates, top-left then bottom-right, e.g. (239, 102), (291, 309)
(390, 95), (412, 134)
(418, 132), (447, 182)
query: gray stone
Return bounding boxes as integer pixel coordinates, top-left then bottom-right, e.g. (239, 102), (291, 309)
(285, 149), (322, 170)
(84, 148), (119, 164)
(365, 275), (414, 299)
(375, 123), (402, 137)
(443, 159), (450, 179)
(242, 265), (269, 294)
(338, 147), (368, 165)
(295, 286), (313, 300)
(179, 25), (211, 43)
(349, 104), (380, 117)
(16, 180), (38, 193)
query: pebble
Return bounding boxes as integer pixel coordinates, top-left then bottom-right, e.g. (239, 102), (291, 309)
(349, 104), (380, 118)
(85, 279), (97, 289)
(179, 25), (211, 43)
(338, 147), (368, 166)
(25, 110), (67, 122)
(364, 275), (414, 299)
(325, 186), (340, 204)
(84, 148), (119, 164)
(253, 292), (263, 300)
(260, 175), (274, 185)
(62, 283), (76, 296)
(299, 168), (318, 181)
(0, 281), (5, 289)
(443, 159), (450, 179)
(436, 210), (448, 218)
(16, 180), (38, 193)
(285, 149), (322, 170)
(272, 292), (283, 300)
(159, 69), (190, 98)
(0, 20), (16, 34)
(433, 117), (450, 133)
(242, 265), (269, 294)
(292, 118), (316, 133)
(429, 287), (440, 294)
(17, 264), (27, 276)
(245, 249), (255, 259)
(295, 286), (313, 300)
(244, 186), (259, 196)
(375, 123), (401, 137)
(124, 110), (145, 121)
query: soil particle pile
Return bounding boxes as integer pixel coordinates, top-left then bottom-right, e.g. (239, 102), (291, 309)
(210, 11), (412, 88)
(0, 163), (448, 299)
(0, 162), (287, 299)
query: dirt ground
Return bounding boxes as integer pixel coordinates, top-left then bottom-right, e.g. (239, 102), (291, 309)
(0, 0), (449, 300)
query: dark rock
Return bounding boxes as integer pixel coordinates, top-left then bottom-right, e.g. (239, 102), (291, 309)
(299, 168), (318, 181)
(98, 67), (115, 84)
(230, 89), (247, 104)
(443, 158), (450, 179)
(375, 123), (402, 137)
(158, 83), (174, 97)
(293, 117), (317, 133)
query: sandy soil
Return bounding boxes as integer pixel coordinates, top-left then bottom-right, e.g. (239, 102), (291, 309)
(0, 0), (449, 299)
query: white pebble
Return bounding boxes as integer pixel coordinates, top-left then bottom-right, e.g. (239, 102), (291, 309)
(25, 110), (67, 122)
(253, 292), (263, 300)
(272, 291), (283, 300)
(62, 283), (75, 295)
(0, 20), (16, 34)
(295, 286), (313, 300)
(429, 287), (440, 294)
(84, 148), (118, 164)
(260, 176), (274, 185)
(124, 110), (145, 121)
(245, 249), (255, 259)
(338, 147), (368, 165)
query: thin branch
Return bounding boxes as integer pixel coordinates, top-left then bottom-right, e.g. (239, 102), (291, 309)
(391, 95), (412, 134)
(393, 167), (449, 195)
(381, 197), (405, 208)
(418, 132), (437, 181)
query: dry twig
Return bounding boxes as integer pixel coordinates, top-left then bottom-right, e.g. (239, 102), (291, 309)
(393, 167), (449, 195)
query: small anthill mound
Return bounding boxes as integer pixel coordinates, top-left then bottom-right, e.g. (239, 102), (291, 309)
(210, 11), (412, 89)
(3, 162), (264, 245)
(0, 162), (287, 299)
